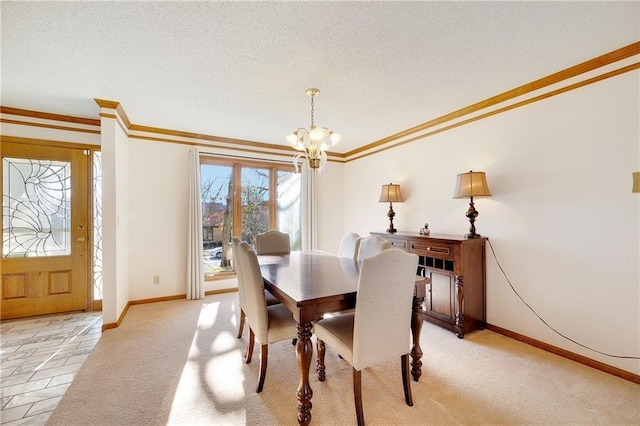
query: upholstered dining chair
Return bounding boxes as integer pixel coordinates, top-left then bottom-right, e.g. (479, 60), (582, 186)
(255, 230), (290, 255)
(233, 237), (281, 340)
(330, 234), (390, 319)
(314, 248), (419, 425)
(236, 241), (298, 393)
(356, 235), (392, 261)
(253, 231), (297, 344)
(338, 232), (361, 260)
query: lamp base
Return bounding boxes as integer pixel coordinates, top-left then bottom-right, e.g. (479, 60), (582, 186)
(464, 198), (481, 240)
(386, 203), (397, 234)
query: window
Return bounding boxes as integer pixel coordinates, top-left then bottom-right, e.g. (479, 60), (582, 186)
(93, 151), (103, 303)
(200, 158), (301, 277)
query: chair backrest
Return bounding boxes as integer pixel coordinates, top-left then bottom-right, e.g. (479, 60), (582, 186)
(236, 241), (269, 342)
(338, 232), (361, 260)
(255, 231), (290, 255)
(357, 235), (391, 261)
(352, 248), (418, 370)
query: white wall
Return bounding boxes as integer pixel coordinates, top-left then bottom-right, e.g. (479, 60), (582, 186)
(127, 139), (191, 299)
(100, 116), (131, 325)
(340, 71), (640, 375)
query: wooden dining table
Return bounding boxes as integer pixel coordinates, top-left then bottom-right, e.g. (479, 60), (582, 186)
(258, 250), (427, 425)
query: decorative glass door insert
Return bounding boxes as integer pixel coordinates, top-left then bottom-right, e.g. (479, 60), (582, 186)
(3, 158), (72, 257)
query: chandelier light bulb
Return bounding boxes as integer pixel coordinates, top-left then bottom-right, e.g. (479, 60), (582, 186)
(330, 131), (341, 144)
(310, 126), (324, 142)
(286, 132), (298, 144)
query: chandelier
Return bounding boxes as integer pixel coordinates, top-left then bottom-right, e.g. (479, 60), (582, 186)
(286, 88), (340, 172)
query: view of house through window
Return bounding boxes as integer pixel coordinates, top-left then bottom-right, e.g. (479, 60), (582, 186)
(201, 158), (301, 277)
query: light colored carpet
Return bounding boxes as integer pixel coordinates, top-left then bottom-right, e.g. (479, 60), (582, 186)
(47, 292), (639, 425)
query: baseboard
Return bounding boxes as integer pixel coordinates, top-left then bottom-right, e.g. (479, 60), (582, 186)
(205, 287), (237, 296)
(101, 301), (130, 332)
(100, 288), (238, 331)
(485, 323), (640, 385)
(129, 294), (186, 305)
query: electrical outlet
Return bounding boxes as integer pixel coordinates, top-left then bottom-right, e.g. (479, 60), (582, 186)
(153, 275), (160, 285)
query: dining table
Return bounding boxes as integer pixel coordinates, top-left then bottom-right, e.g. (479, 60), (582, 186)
(258, 250), (427, 425)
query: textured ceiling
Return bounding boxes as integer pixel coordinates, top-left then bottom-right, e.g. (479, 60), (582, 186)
(1, 1), (638, 153)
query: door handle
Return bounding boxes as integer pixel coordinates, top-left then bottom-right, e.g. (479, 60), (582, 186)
(77, 236), (86, 242)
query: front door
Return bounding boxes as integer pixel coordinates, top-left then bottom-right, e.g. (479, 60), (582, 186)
(1, 142), (90, 319)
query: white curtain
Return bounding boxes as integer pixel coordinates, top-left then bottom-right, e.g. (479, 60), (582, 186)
(187, 148), (205, 299)
(301, 167), (317, 251)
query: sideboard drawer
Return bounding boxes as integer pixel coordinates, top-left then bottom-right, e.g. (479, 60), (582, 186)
(409, 240), (454, 259)
(386, 238), (407, 250)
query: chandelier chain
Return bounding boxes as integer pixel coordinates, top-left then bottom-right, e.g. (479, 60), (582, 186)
(310, 93), (315, 128)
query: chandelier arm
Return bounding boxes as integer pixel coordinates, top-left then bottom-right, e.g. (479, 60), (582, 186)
(293, 153), (307, 173)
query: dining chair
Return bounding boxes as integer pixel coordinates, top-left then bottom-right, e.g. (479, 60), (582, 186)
(314, 248), (419, 426)
(356, 235), (391, 261)
(338, 232), (361, 259)
(236, 241), (299, 393)
(330, 234), (390, 319)
(255, 230), (290, 255)
(233, 237), (281, 340)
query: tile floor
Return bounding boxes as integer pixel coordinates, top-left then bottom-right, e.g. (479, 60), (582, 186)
(0, 312), (102, 425)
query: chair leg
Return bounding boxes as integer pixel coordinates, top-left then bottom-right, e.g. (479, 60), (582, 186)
(353, 367), (364, 426)
(237, 309), (245, 339)
(401, 354), (413, 406)
(256, 344), (268, 393)
(316, 339), (326, 381)
(245, 328), (255, 364)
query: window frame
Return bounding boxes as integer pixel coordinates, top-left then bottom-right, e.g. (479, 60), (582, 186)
(200, 156), (297, 280)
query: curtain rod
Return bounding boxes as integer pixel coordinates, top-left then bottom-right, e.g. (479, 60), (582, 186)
(196, 150), (292, 166)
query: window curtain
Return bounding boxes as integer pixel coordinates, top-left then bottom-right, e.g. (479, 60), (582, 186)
(187, 148), (204, 299)
(301, 167), (317, 251)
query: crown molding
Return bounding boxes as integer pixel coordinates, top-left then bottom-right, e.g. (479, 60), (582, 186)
(3, 42), (637, 164)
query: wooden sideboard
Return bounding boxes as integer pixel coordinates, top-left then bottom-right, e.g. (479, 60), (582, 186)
(371, 232), (487, 338)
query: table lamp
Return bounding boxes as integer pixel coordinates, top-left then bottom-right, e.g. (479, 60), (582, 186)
(379, 183), (403, 234)
(453, 171), (492, 239)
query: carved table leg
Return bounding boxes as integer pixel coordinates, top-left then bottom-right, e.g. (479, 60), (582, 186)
(454, 275), (465, 339)
(411, 292), (425, 382)
(295, 322), (313, 425)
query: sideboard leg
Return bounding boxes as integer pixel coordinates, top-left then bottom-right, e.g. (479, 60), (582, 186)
(454, 275), (465, 339)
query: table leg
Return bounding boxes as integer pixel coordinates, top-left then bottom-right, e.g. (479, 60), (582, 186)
(411, 293), (425, 382)
(295, 322), (313, 425)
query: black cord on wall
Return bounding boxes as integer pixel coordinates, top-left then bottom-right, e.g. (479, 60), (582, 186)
(487, 239), (640, 360)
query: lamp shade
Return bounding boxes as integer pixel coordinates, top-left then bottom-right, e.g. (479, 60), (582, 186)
(633, 172), (640, 193)
(453, 171), (492, 199)
(379, 183), (404, 203)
